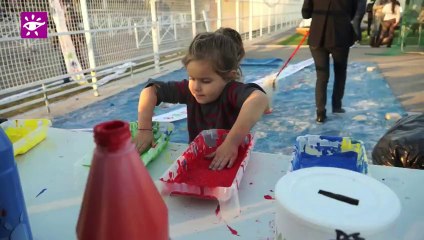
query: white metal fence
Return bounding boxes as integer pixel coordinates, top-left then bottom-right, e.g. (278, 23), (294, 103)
(0, 0), (303, 116)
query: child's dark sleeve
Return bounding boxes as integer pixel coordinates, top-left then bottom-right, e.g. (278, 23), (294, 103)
(227, 82), (265, 108)
(145, 79), (190, 105)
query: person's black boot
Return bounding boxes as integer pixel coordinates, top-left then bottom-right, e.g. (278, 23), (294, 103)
(332, 108), (346, 113)
(387, 38), (393, 48)
(316, 110), (327, 123)
(376, 38), (383, 47)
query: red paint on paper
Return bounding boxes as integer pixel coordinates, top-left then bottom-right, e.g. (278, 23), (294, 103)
(226, 225), (240, 236)
(172, 137), (250, 188)
(264, 195), (275, 200)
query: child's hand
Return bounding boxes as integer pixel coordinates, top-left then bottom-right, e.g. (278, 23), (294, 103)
(133, 130), (155, 154)
(207, 141), (239, 170)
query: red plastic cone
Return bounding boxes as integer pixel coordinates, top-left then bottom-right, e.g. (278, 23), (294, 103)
(76, 120), (168, 240)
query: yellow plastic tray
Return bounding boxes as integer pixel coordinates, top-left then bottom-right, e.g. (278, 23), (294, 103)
(1, 119), (51, 156)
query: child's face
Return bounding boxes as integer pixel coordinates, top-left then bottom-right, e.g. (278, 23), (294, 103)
(187, 60), (228, 104)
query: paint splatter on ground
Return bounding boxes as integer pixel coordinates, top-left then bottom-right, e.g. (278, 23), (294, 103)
(215, 204), (220, 216)
(252, 61), (405, 158)
(53, 60), (405, 158)
(226, 224), (240, 236)
(264, 195), (275, 200)
(35, 188), (47, 198)
(214, 204), (240, 237)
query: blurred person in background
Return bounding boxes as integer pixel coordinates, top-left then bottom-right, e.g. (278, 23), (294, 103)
(353, 0), (367, 44)
(366, 0), (377, 36)
(377, 0), (401, 47)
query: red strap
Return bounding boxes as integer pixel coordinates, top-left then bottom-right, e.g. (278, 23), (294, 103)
(275, 31), (310, 79)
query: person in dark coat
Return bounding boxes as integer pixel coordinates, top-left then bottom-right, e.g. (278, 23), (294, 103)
(366, 0), (377, 36)
(302, 0), (358, 123)
(353, 0), (367, 42)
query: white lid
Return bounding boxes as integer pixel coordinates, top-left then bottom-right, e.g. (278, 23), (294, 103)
(275, 167), (401, 234)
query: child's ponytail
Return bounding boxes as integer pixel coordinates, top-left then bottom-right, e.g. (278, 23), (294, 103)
(215, 27), (245, 63)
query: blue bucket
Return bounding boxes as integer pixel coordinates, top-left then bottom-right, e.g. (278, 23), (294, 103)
(291, 135), (368, 174)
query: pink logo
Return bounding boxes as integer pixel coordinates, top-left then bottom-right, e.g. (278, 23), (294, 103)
(21, 12), (48, 38)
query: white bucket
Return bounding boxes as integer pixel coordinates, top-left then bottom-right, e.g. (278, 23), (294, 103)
(275, 167), (401, 240)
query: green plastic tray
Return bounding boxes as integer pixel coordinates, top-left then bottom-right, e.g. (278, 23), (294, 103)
(129, 121), (174, 165)
(82, 121), (173, 167)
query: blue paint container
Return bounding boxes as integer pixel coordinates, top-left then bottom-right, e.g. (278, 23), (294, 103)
(0, 128), (33, 239)
(291, 135), (368, 174)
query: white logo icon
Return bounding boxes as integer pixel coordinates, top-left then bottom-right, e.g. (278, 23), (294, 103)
(23, 14), (46, 36)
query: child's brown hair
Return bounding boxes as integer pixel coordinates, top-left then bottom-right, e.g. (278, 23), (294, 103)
(182, 28), (244, 81)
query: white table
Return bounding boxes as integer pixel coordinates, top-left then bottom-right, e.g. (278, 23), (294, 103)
(16, 128), (424, 240)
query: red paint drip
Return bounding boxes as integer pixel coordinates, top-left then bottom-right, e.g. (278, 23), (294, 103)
(226, 225), (239, 236)
(215, 204), (220, 216)
(264, 195), (275, 200)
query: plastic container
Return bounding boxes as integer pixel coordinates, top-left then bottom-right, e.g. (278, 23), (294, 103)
(291, 135), (368, 174)
(275, 167), (401, 240)
(159, 129), (254, 219)
(81, 121), (173, 167)
(129, 121), (174, 166)
(76, 120), (168, 240)
(0, 127), (33, 239)
(1, 119), (51, 156)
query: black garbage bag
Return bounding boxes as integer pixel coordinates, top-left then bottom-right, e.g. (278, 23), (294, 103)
(372, 114), (424, 169)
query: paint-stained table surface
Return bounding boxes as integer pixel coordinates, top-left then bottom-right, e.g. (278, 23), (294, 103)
(16, 128), (424, 239)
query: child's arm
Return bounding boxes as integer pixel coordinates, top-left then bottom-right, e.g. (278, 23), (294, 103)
(134, 80), (189, 153)
(209, 90), (268, 170)
(134, 86), (157, 153)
